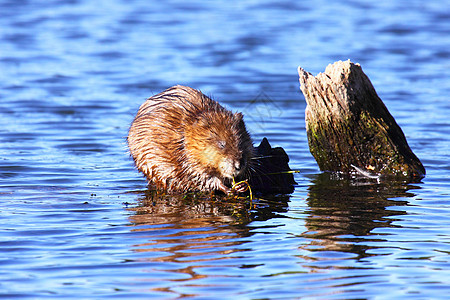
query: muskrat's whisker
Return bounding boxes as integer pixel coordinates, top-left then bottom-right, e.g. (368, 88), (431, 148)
(248, 164), (265, 177)
(249, 155), (277, 160)
(246, 166), (253, 181)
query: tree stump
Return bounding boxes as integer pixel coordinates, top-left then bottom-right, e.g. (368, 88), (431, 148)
(298, 60), (425, 179)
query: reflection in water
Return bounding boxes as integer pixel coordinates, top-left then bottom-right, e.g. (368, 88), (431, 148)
(122, 174), (429, 297)
(126, 190), (290, 292)
(124, 175), (423, 295)
(129, 190), (290, 226)
(301, 173), (420, 261)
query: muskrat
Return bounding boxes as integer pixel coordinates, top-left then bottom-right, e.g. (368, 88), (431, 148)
(127, 85), (254, 193)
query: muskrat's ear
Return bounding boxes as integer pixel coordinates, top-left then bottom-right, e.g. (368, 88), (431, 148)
(234, 112), (244, 120)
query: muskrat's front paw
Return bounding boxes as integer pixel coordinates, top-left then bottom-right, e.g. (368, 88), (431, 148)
(218, 182), (231, 194)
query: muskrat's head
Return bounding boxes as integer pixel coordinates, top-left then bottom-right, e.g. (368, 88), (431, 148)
(184, 110), (253, 183)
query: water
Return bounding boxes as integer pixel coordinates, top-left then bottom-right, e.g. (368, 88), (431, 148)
(1, 0), (449, 298)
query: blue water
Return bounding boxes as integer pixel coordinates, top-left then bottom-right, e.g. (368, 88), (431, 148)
(1, 0), (449, 298)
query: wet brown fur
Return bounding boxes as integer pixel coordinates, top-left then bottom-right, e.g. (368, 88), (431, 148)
(127, 85), (254, 193)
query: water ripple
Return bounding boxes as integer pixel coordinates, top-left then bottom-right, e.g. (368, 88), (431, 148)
(0, 0), (449, 298)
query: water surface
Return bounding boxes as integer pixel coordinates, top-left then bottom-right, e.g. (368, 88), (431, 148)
(1, 0), (449, 298)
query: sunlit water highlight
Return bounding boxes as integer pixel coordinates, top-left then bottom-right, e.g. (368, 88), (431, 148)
(1, 0), (449, 298)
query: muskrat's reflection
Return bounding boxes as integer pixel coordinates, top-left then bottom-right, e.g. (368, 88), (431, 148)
(127, 190), (289, 281)
(301, 173), (420, 257)
(129, 190), (289, 226)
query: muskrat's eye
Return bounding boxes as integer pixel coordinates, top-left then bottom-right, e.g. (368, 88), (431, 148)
(217, 140), (226, 149)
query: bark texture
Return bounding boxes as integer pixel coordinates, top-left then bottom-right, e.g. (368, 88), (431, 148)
(298, 60), (425, 179)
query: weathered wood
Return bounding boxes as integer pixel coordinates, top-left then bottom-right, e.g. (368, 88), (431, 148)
(298, 60), (425, 179)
